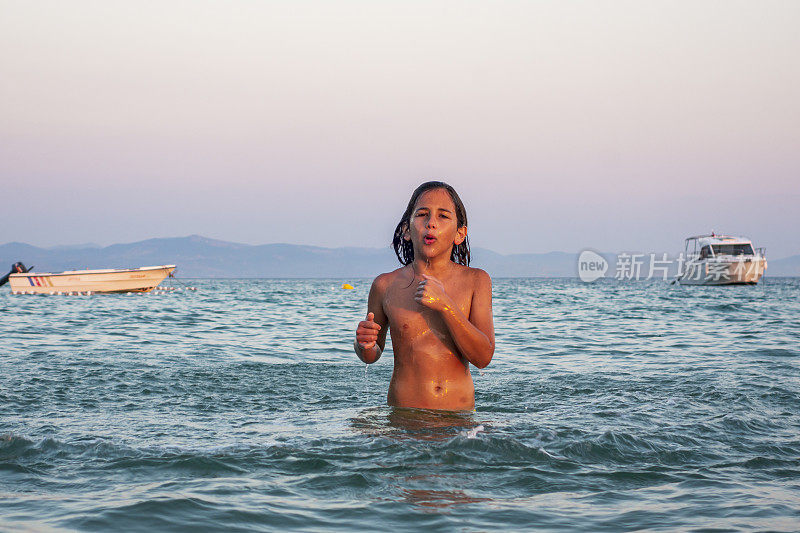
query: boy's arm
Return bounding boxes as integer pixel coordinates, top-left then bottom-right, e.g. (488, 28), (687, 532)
(354, 274), (390, 364)
(417, 269), (494, 368)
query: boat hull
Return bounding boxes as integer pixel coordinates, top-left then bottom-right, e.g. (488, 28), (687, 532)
(9, 265), (176, 294)
(677, 257), (767, 285)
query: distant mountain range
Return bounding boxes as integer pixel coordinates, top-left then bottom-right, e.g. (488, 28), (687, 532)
(1, 235), (798, 278)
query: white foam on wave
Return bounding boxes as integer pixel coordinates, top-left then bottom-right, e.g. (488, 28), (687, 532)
(462, 424), (485, 439)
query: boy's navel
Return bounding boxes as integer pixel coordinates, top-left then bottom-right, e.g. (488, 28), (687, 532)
(429, 379), (449, 397)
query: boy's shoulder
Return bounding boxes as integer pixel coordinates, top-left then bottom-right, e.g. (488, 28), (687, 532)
(456, 264), (492, 284)
(372, 266), (409, 291)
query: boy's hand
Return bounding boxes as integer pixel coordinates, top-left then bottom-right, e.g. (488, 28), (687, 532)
(356, 312), (381, 350)
(415, 274), (454, 313)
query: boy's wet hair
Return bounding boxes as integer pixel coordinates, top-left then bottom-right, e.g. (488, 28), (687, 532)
(392, 181), (471, 266)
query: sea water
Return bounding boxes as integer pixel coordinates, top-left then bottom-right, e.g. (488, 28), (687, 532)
(1, 278), (799, 531)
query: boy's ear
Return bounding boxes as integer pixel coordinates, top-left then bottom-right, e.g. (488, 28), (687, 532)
(454, 226), (467, 245)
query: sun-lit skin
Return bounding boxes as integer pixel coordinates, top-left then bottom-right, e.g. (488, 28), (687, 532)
(354, 188), (495, 411)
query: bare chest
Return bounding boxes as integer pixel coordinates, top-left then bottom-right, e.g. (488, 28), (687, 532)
(383, 277), (473, 338)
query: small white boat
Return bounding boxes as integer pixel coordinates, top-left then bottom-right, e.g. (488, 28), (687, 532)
(675, 233), (767, 285)
(1, 263), (176, 294)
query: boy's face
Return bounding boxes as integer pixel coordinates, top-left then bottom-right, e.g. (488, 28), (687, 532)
(404, 188), (467, 259)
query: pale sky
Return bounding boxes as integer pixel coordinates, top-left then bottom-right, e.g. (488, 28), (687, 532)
(1, 1), (798, 258)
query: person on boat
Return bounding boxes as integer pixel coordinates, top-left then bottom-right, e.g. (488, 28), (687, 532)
(354, 181), (495, 411)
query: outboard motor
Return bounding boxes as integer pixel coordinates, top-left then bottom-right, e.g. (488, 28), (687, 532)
(0, 262), (30, 287)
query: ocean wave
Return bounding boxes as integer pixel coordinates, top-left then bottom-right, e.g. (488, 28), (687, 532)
(3, 278), (800, 531)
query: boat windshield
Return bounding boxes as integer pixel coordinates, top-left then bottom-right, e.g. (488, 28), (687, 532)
(711, 244), (754, 256)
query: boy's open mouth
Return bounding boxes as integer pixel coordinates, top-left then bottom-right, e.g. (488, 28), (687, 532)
(423, 235), (436, 245)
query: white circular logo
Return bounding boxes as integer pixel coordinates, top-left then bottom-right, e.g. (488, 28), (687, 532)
(578, 250), (608, 282)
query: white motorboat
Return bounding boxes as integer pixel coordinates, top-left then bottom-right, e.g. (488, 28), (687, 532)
(675, 233), (767, 285)
(1, 262), (176, 294)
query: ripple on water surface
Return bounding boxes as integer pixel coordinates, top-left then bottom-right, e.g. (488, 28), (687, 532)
(1, 278), (799, 531)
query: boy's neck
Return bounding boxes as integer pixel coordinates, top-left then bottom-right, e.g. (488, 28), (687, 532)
(412, 254), (455, 277)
